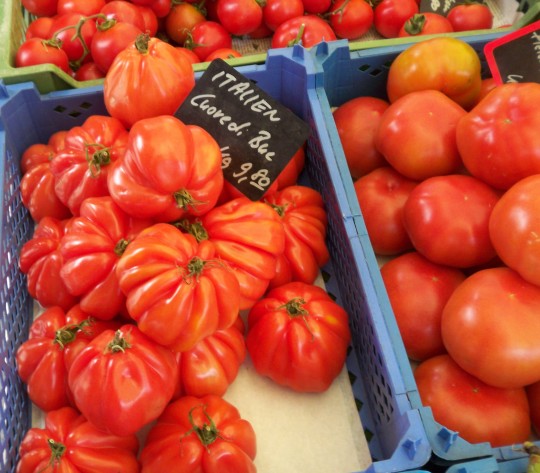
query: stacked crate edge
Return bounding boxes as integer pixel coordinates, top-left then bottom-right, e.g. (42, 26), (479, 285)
(306, 32), (540, 473)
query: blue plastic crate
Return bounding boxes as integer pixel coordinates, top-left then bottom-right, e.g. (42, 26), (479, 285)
(0, 45), (431, 472)
(307, 33), (540, 472)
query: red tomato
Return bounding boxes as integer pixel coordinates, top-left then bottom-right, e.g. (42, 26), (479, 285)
(174, 317), (246, 397)
(489, 174), (540, 288)
(354, 166), (418, 256)
(68, 324), (179, 436)
(184, 20), (233, 61)
(60, 196), (151, 320)
(20, 148), (72, 221)
(263, 0), (304, 31)
(403, 174), (499, 268)
(447, 2), (493, 32)
(116, 223), (241, 351)
(415, 354), (531, 447)
(99, 0), (147, 31)
(246, 20), (274, 38)
(264, 185), (329, 289)
(25, 17), (55, 39)
(381, 252), (465, 361)
(57, 0), (106, 15)
(108, 116), (223, 221)
(175, 46), (201, 64)
(104, 35), (195, 128)
(302, 0), (331, 14)
(21, 0), (57, 17)
(398, 12), (453, 37)
(442, 267), (540, 388)
(19, 217), (78, 311)
(15, 38), (70, 73)
(456, 82), (540, 190)
(332, 96), (389, 179)
(204, 47), (243, 61)
(131, 0), (172, 17)
(50, 115), (128, 216)
(328, 0), (373, 40)
(16, 406), (139, 473)
(217, 0), (264, 35)
(140, 395), (257, 473)
(138, 5), (160, 35)
(16, 305), (120, 412)
(474, 76), (497, 105)
(91, 20), (143, 74)
(527, 381), (540, 436)
(373, 0), (419, 38)
(73, 61), (106, 81)
(271, 15), (337, 49)
(375, 90), (466, 181)
(386, 36), (482, 111)
(50, 12), (98, 65)
(246, 282), (351, 392)
(179, 197), (286, 309)
(164, 1), (206, 45)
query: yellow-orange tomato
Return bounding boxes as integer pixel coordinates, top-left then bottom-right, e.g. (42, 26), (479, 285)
(386, 37), (482, 110)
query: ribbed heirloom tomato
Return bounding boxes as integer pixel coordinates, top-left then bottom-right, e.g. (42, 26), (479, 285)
(16, 406), (139, 473)
(116, 223), (241, 351)
(246, 282), (351, 392)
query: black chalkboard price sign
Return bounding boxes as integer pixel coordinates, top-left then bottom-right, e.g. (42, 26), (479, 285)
(484, 19), (540, 85)
(419, 0), (485, 15)
(175, 59), (310, 201)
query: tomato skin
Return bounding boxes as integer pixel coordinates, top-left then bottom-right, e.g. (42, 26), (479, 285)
(403, 174), (499, 268)
(22, 0), (57, 17)
(185, 20), (233, 61)
(204, 47), (243, 61)
(381, 252), (465, 361)
(59, 196), (151, 320)
(16, 406), (140, 473)
(263, 0), (304, 31)
(174, 318), (246, 398)
(264, 185), (330, 289)
(302, 0), (331, 14)
(99, 0), (147, 31)
(375, 90), (466, 181)
(104, 35), (195, 128)
(456, 82), (540, 190)
(489, 174), (540, 288)
(527, 381), (540, 436)
(108, 116), (223, 222)
(387, 36), (482, 110)
(68, 324), (178, 436)
(373, 0), (419, 38)
(415, 354), (531, 447)
(91, 20), (143, 74)
(116, 223), (241, 351)
(164, 1), (206, 45)
(271, 15), (337, 49)
(354, 166), (417, 256)
(328, 0), (373, 40)
(217, 0), (264, 36)
(19, 217), (79, 311)
(181, 197), (286, 310)
(50, 115), (129, 216)
(140, 395), (257, 473)
(57, 0), (106, 15)
(442, 267), (540, 388)
(246, 282), (351, 392)
(447, 3), (493, 32)
(15, 38), (70, 73)
(25, 17), (55, 40)
(398, 12), (453, 37)
(333, 96), (389, 179)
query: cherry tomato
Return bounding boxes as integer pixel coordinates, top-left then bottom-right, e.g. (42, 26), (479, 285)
(99, 0), (147, 31)
(25, 17), (55, 39)
(15, 38), (70, 73)
(403, 174), (499, 268)
(375, 89), (466, 181)
(381, 251), (465, 361)
(22, 0), (57, 17)
(333, 96), (389, 179)
(164, 1), (206, 45)
(271, 15), (337, 49)
(328, 0), (373, 39)
(204, 47), (243, 61)
(185, 20), (233, 61)
(263, 0), (304, 31)
(57, 0), (106, 15)
(373, 0), (419, 38)
(73, 61), (106, 81)
(442, 267), (540, 388)
(302, 0), (331, 14)
(217, 0), (264, 36)
(415, 354), (531, 447)
(447, 2), (493, 32)
(398, 12), (453, 37)
(354, 166), (418, 256)
(50, 12), (98, 65)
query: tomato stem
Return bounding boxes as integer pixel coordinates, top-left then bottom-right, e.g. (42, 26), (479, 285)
(175, 219), (209, 242)
(46, 439), (66, 468)
(54, 318), (94, 349)
(183, 404), (221, 448)
(280, 298), (315, 340)
(114, 239), (129, 257)
(326, 0), (351, 22)
(107, 330), (131, 353)
(84, 143), (112, 177)
(288, 23), (306, 47)
(174, 190), (207, 212)
(403, 14), (426, 36)
(135, 33), (151, 54)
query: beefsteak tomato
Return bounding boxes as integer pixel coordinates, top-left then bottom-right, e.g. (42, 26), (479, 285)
(246, 281), (351, 392)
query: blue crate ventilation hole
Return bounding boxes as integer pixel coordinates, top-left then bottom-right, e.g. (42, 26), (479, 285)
(0, 44), (432, 473)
